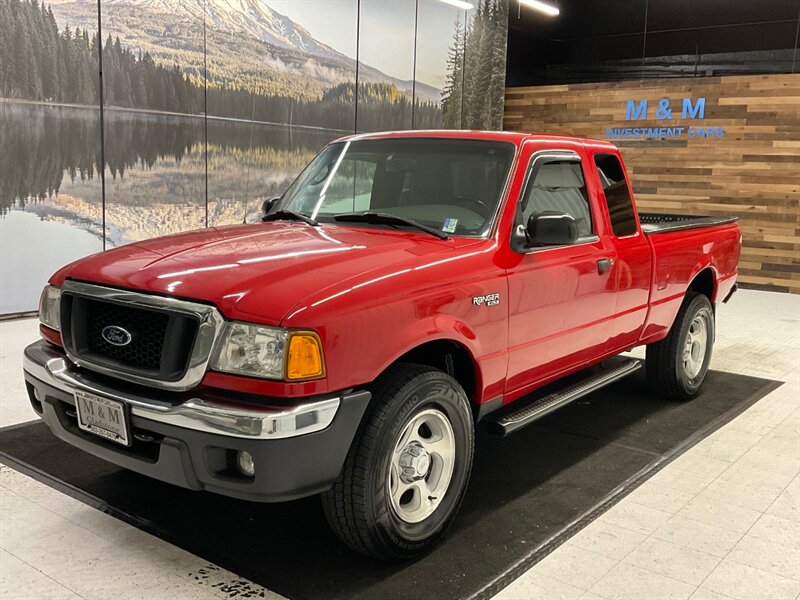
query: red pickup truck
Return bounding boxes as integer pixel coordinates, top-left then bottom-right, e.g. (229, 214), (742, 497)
(24, 131), (740, 560)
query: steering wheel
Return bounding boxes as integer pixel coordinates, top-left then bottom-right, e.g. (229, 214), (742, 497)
(308, 162), (332, 186)
(453, 195), (491, 218)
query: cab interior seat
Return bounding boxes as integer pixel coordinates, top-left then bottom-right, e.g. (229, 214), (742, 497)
(527, 163), (592, 238)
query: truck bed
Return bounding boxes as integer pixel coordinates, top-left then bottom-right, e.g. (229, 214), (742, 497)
(639, 213), (738, 235)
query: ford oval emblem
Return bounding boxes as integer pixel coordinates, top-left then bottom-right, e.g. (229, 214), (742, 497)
(101, 325), (132, 347)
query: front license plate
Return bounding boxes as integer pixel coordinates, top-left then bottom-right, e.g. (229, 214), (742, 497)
(74, 390), (130, 446)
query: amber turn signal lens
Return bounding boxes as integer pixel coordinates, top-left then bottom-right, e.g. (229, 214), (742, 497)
(286, 332), (325, 380)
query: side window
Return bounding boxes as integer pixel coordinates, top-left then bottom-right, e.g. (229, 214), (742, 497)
(521, 159), (593, 238)
(594, 153), (637, 237)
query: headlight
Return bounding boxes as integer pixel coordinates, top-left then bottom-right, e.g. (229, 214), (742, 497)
(39, 285), (61, 331)
(211, 322), (325, 381)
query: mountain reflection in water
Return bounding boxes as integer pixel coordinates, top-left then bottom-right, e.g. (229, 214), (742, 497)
(0, 100), (336, 312)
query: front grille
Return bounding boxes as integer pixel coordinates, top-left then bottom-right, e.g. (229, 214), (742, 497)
(61, 292), (200, 383)
(86, 301), (169, 371)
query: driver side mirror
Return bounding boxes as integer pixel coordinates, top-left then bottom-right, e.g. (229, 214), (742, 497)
(260, 197), (280, 218)
(525, 211), (578, 247)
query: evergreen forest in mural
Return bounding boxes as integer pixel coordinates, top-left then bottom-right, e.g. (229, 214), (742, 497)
(442, 0), (509, 129)
(1, 0), (507, 130)
(0, 0), (455, 130)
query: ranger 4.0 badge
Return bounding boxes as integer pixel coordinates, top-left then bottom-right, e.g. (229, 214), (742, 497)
(473, 293), (500, 307)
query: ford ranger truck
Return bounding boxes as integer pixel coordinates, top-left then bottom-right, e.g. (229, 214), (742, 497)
(24, 131), (740, 560)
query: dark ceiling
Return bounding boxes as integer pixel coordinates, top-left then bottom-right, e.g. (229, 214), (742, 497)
(506, 0), (800, 86)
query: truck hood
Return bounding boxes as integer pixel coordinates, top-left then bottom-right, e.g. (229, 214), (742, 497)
(53, 222), (480, 324)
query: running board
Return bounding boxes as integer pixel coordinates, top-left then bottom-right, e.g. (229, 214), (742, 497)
(486, 358), (642, 436)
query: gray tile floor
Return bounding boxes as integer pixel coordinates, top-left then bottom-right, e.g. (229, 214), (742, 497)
(497, 290), (800, 600)
(1, 289), (798, 600)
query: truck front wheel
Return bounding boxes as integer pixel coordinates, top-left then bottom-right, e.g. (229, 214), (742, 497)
(322, 364), (474, 560)
(646, 291), (715, 400)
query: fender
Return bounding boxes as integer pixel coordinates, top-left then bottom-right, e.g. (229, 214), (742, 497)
(367, 319), (503, 407)
(316, 301), (507, 405)
(638, 221), (737, 346)
(372, 320), (481, 375)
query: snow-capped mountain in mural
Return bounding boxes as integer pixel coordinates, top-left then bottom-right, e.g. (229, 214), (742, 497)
(48, 0), (442, 102)
(107, 0), (343, 61)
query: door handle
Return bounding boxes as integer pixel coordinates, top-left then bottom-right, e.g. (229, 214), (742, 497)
(597, 258), (614, 274)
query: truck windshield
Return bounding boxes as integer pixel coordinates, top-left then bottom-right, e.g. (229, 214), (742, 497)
(277, 138), (515, 237)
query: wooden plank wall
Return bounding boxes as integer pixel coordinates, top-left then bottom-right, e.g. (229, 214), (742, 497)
(504, 74), (800, 293)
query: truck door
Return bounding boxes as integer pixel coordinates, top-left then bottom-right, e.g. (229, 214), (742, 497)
(591, 152), (652, 352)
(505, 149), (618, 397)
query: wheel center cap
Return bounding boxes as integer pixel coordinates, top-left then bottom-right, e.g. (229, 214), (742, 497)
(398, 442), (431, 482)
(415, 452), (431, 476)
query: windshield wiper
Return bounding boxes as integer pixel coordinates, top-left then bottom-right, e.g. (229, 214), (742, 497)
(333, 212), (449, 240)
(262, 210), (318, 226)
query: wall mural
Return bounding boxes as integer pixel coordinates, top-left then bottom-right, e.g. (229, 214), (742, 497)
(0, 0), (508, 314)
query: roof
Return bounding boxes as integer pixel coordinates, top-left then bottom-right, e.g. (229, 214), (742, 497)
(335, 129), (617, 149)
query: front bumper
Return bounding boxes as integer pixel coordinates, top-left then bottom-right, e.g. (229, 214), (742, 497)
(22, 340), (371, 502)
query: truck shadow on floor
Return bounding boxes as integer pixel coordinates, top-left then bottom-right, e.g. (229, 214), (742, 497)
(0, 370), (780, 600)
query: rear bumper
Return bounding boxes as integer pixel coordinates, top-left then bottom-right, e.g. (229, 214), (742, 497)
(22, 340), (371, 502)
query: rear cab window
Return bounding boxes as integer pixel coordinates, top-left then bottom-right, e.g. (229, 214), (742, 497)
(594, 153), (638, 237)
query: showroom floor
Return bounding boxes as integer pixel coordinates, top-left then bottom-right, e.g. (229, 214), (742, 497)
(0, 289), (798, 600)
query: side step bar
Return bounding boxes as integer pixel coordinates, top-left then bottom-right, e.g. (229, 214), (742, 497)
(486, 358), (642, 436)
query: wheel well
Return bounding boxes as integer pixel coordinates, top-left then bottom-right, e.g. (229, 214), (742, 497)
(395, 340), (477, 406)
(688, 268), (716, 302)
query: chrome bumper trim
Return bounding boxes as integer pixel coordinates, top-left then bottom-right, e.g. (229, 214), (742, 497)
(23, 343), (340, 440)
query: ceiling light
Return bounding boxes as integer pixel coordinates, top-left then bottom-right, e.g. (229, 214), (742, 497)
(519, 0), (559, 16)
(437, 0), (475, 10)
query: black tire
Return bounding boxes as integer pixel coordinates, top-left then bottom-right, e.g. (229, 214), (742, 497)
(646, 291), (715, 400)
(322, 363), (474, 560)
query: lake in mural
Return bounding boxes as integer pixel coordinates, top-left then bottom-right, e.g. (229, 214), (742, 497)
(0, 101), (334, 313)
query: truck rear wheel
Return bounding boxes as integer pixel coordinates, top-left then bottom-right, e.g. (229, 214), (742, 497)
(646, 291), (715, 400)
(322, 363), (474, 560)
